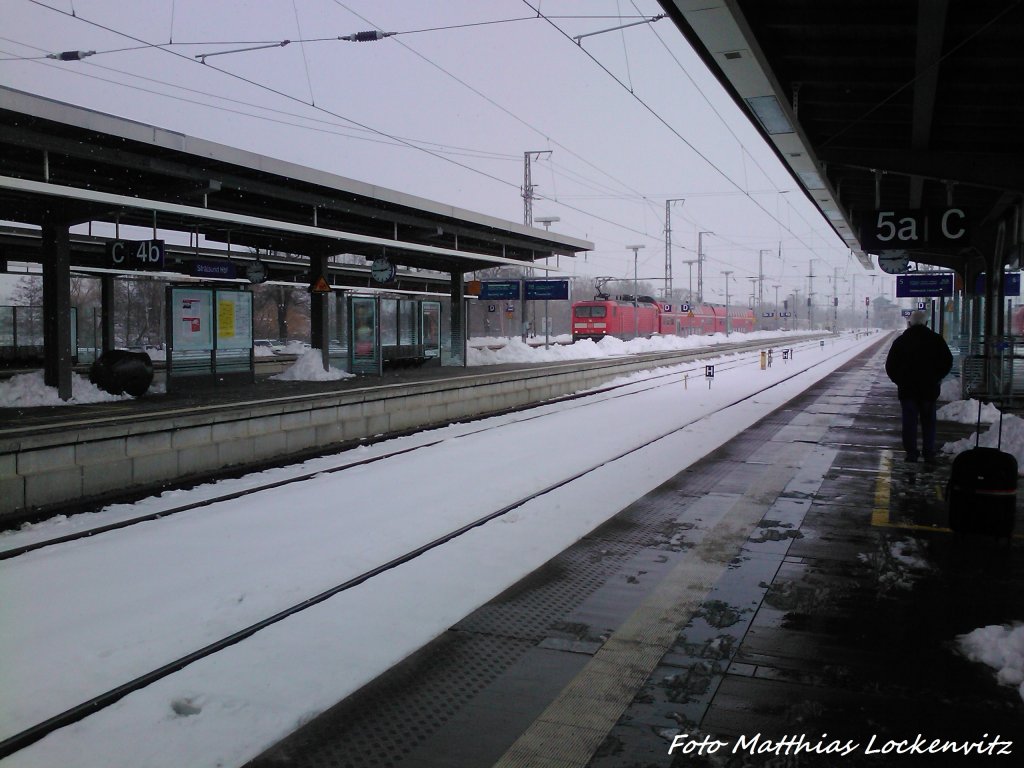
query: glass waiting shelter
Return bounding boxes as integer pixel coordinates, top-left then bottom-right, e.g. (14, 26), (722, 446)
(347, 295), (441, 375)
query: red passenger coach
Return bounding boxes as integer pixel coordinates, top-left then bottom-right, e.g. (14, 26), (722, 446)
(572, 297), (755, 342)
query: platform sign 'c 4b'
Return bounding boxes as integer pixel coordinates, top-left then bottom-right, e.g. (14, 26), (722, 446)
(106, 239), (165, 271)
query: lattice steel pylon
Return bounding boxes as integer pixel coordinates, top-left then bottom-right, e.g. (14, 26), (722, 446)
(522, 150), (552, 226)
(665, 199), (684, 301)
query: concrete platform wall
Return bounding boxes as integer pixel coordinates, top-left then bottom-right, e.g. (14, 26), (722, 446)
(0, 353), (686, 522)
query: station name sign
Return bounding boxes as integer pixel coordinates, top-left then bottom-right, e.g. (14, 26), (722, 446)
(895, 273), (954, 297)
(189, 260), (237, 279)
(476, 279), (570, 301)
(477, 280), (520, 300)
(524, 280), (569, 301)
(105, 239), (165, 271)
(861, 208), (968, 250)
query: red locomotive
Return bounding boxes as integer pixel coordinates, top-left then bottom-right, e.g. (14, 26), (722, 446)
(571, 295), (755, 342)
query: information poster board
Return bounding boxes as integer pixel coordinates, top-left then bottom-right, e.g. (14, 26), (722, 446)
(216, 290), (253, 350)
(422, 301), (441, 358)
(166, 286), (254, 390)
(170, 288), (213, 351)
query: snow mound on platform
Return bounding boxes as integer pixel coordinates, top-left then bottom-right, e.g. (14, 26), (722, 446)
(270, 349), (353, 381)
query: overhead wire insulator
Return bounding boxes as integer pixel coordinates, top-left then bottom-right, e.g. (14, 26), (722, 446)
(47, 50), (96, 61)
(339, 31), (394, 42)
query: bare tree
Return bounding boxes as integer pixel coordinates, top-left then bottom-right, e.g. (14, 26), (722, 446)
(252, 283), (309, 340)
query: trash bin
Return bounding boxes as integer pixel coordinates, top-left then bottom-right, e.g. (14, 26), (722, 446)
(89, 349), (154, 397)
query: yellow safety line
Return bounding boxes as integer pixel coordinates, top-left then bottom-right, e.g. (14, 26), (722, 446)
(873, 451), (1024, 537)
(872, 449), (954, 532)
(871, 449), (892, 527)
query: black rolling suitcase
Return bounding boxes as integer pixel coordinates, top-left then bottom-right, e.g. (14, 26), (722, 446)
(947, 402), (1017, 538)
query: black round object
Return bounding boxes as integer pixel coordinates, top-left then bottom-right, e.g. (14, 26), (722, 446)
(89, 350), (154, 397)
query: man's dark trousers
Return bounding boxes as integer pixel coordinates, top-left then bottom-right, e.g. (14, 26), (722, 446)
(900, 397), (937, 461)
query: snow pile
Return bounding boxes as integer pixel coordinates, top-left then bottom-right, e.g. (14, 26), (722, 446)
(937, 398), (1000, 424)
(0, 370), (129, 406)
(466, 329), (821, 367)
(279, 340), (311, 355)
(957, 623), (1024, 702)
(270, 349), (353, 381)
(939, 376), (961, 401)
(941, 411), (1024, 474)
(858, 537), (932, 593)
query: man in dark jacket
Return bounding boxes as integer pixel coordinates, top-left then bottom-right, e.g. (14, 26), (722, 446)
(885, 310), (954, 461)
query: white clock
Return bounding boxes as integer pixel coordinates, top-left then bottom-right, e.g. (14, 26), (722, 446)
(371, 257), (396, 283)
(246, 260), (268, 283)
(877, 250), (911, 274)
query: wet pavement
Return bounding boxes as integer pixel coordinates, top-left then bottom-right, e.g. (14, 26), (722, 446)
(249, 340), (1023, 768)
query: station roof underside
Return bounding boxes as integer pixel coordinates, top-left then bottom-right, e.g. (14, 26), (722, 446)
(659, 0), (1024, 272)
(0, 87), (592, 276)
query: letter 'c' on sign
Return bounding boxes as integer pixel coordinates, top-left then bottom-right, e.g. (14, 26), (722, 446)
(942, 208), (966, 240)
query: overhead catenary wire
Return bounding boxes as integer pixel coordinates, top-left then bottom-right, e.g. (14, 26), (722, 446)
(21, 0), (520, 192)
(0, 39), (668, 253)
(3, 13), (663, 64)
(11, 0), (748, 260)
(326, 0), (723, 253)
(13, 1), (692, 248)
(520, 0), (846, 268)
(0, 39), (522, 162)
(12, 1), (832, 290)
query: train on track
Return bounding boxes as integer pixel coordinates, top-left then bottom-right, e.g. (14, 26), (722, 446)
(571, 295), (755, 342)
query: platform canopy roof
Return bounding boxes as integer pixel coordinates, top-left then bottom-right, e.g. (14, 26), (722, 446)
(658, 0), (1024, 272)
(0, 86), (592, 275)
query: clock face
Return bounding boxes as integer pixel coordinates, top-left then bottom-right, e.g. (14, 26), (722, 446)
(371, 258), (396, 283)
(246, 261), (267, 283)
(877, 250), (911, 274)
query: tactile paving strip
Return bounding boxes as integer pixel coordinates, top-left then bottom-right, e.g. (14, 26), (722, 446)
(249, 632), (532, 768)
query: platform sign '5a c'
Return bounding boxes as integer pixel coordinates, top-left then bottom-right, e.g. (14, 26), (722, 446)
(105, 239), (165, 271)
(860, 208), (968, 250)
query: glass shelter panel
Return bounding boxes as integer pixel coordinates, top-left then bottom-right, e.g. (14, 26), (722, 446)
(349, 295), (380, 375)
(380, 299), (398, 347)
(399, 300), (417, 345)
(422, 301), (441, 359)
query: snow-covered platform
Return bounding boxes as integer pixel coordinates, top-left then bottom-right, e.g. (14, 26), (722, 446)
(249, 340), (1024, 768)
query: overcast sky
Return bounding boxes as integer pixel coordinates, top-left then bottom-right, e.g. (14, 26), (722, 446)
(1, 0), (892, 304)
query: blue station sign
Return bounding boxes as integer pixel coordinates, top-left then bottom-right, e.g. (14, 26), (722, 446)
(478, 281), (520, 300)
(974, 272), (1021, 297)
(524, 279), (569, 301)
(189, 260), (238, 279)
(896, 273), (954, 297)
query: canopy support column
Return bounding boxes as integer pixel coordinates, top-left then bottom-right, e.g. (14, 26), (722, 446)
(446, 270), (466, 366)
(41, 212), (72, 401)
(309, 253), (330, 371)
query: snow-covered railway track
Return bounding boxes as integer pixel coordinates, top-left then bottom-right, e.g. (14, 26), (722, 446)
(0, 337), (826, 561)
(0, 335), (859, 761)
